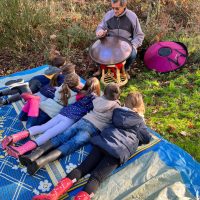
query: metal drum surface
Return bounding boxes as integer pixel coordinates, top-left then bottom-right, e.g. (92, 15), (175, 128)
(89, 36), (133, 65)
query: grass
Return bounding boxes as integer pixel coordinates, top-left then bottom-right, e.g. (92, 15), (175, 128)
(121, 66), (200, 161)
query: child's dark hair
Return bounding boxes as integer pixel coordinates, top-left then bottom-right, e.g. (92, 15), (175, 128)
(125, 92), (145, 115)
(80, 77), (101, 96)
(61, 63), (76, 76)
(104, 83), (121, 100)
(49, 63), (76, 87)
(50, 55), (66, 67)
(60, 73), (80, 105)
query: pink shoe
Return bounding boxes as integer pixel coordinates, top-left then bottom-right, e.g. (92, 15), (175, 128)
(1, 136), (13, 150)
(1, 130), (29, 150)
(7, 140), (37, 158)
(74, 191), (91, 200)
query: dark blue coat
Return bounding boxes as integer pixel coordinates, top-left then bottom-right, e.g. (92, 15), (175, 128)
(39, 74), (64, 99)
(91, 108), (151, 164)
(59, 93), (96, 121)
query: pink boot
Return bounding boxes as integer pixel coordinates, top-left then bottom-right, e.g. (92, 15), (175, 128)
(7, 140), (37, 158)
(28, 96), (40, 117)
(32, 178), (75, 200)
(74, 191), (91, 200)
(26, 96), (40, 128)
(1, 130), (29, 150)
(22, 101), (30, 112)
(21, 92), (35, 101)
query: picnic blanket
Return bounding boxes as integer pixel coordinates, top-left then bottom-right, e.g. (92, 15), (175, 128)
(0, 66), (199, 200)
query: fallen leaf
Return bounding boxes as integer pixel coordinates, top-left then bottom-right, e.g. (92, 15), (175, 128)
(180, 131), (188, 137)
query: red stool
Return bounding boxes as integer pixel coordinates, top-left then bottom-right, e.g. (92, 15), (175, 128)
(100, 61), (128, 86)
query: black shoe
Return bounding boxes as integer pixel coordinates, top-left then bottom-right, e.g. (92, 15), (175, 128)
(10, 82), (31, 94)
(27, 160), (41, 175)
(0, 98), (8, 106)
(19, 141), (55, 166)
(27, 149), (62, 175)
(5, 79), (24, 87)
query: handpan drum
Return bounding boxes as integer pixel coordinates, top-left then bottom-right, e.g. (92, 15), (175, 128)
(89, 36), (133, 65)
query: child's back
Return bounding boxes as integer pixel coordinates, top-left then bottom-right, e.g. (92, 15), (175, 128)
(91, 92), (152, 164)
(83, 83), (121, 131)
(91, 107), (151, 163)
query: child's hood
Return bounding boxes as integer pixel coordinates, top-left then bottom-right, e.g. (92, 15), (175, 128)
(112, 107), (144, 129)
(93, 96), (120, 113)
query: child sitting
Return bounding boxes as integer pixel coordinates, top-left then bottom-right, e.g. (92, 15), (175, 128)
(2, 77), (100, 159)
(22, 83), (121, 175)
(32, 92), (151, 200)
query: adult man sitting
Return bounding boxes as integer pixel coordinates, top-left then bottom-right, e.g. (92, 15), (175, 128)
(94, 0), (144, 78)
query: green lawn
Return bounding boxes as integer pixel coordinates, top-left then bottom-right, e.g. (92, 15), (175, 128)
(121, 66), (200, 161)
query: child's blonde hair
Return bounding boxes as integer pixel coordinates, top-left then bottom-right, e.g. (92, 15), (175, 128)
(125, 92), (145, 115)
(80, 77), (101, 97)
(60, 73), (80, 106)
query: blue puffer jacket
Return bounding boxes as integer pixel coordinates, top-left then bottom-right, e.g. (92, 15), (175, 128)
(91, 107), (151, 164)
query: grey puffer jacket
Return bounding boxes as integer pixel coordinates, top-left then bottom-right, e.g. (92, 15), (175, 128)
(91, 107), (151, 164)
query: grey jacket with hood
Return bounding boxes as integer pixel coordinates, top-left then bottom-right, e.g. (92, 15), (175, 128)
(96, 8), (144, 51)
(83, 95), (120, 131)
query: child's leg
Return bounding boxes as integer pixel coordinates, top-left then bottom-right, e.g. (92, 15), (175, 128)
(25, 109), (51, 128)
(35, 116), (75, 146)
(28, 114), (67, 136)
(27, 96), (40, 117)
(0, 93), (22, 106)
(83, 153), (119, 195)
(50, 120), (84, 148)
(29, 79), (42, 94)
(27, 149), (62, 175)
(7, 93), (22, 103)
(19, 101), (30, 121)
(50, 119), (99, 149)
(0, 88), (19, 96)
(67, 146), (104, 181)
(19, 140), (54, 166)
(56, 129), (91, 156)
(35, 109), (51, 125)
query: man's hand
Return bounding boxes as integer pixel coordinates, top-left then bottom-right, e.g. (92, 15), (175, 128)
(96, 30), (108, 38)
